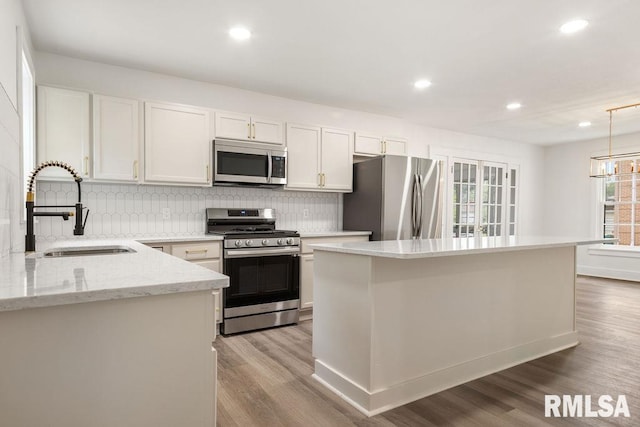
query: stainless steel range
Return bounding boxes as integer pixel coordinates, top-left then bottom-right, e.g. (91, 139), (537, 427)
(206, 208), (300, 335)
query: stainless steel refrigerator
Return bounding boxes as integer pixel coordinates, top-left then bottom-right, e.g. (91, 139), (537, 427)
(343, 155), (444, 240)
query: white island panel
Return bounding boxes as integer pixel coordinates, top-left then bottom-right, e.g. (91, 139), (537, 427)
(312, 237), (597, 416)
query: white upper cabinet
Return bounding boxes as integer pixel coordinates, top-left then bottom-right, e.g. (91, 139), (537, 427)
(320, 128), (353, 191)
(286, 123), (321, 190)
(144, 102), (211, 185)
(354, 132), (407, 156)
(214, 111), (251, 141)
(36, 86), (91, 179)
(354, 133), (382, 156)
(215, 111), (283, 145)
(251, 116), (284, 144)
(285, 123), (352, 192)
(384, 136), (408, 156)
(93, 95), (140, 182)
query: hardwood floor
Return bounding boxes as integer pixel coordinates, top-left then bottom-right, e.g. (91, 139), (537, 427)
(216, 276), (640, 426)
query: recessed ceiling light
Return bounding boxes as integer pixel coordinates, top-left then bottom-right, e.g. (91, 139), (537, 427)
(506, 103), (522, 110)
(560, 19), (589, 34)
(229, 27), (251, 41)
(579, 121), (592, 128)
(414, 79), (432, 90)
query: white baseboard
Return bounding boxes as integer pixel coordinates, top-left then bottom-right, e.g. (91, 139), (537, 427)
(314, 332), (579, 417)
(578, 265), (640, 282)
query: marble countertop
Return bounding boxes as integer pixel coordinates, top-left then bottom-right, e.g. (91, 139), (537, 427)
(0, 239), (228, 312)
(299, 231), (371, 238)
(310, 236), (607, 259)
(136, 235), (224, 244)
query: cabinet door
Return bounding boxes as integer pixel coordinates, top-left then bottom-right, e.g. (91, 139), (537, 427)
(214, 111), (251, 141)
(93, 95), (140, 181)
(285, 123), (321, 190)
(300, 254), (314, 310)
(384, 136), (407, 156)
(320, 127), (353, 191)
(144, 102), (211, 184)
(354, 132), (382, 156)
(36, 86), (90, 179)
(251, 116), (283, 144)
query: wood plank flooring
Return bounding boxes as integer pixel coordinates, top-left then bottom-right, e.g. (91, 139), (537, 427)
(215, 276), (640, 426)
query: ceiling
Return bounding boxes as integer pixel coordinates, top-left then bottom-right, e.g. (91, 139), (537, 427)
(21, 0), (640, 146)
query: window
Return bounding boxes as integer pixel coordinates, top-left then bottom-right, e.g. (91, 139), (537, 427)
(602, 159), (640, 246)
(21, 47), (35, 219)
(450, 158), (518, 238)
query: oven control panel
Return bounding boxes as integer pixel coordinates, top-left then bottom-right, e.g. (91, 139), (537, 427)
(224, 237), (300, 249)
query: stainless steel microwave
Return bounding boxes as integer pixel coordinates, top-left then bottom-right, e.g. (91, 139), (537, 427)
(213, 139), (287, 186)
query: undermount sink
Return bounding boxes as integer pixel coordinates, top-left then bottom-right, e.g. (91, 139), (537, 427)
(43, 245), (137, 258)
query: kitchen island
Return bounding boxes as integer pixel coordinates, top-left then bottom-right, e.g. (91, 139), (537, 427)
(0, 240), (228, 427)
(310, 236), (604, 416)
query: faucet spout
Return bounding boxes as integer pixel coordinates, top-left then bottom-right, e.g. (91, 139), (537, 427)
(25, 161), (87, 252)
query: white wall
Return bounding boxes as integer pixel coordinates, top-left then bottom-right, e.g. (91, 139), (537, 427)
(0, 0), (32, 256)
(34, 52), (546, 237)
(543, 131), (640, 281)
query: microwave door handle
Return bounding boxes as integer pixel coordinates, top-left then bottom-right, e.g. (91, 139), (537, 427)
(267, 151), (273, 184)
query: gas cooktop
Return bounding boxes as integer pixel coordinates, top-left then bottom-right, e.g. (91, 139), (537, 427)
(205, 208), (299, 241)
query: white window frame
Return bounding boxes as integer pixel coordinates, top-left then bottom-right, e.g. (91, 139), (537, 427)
(599, 163), (640, 247)
(18, 28), (36, 222)
(430, 146), (520, 238)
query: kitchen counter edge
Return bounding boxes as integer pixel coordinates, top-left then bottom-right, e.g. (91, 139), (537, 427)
(310, 236), (607, 259)
(0, 239), (228, 313)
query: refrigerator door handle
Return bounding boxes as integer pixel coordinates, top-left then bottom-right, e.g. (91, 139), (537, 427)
(411, 173), (420, 238)
(417, 174), (424, 237)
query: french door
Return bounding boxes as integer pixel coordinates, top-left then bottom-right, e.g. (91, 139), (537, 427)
(450, 159), (509, 237)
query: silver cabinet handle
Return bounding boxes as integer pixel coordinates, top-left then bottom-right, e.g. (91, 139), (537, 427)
(84, 156), (89, 176)
(247, 123), (251, 139)
(133, 160), (138, 179)
(252, 123), (256, 139)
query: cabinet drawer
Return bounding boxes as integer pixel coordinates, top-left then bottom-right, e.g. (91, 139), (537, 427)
(192, 259), (222, 273)
(171, 242), (221, 260)
(300, 235), (369, 254)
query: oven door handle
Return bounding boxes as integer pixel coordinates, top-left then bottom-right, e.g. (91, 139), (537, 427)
(224, 247), (300, 258)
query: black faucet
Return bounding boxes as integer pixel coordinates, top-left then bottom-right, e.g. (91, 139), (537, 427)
(25, 161), (90, 252)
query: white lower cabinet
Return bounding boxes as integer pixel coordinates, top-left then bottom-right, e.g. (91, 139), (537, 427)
(299, 235), (369, 314)
(144, 240), (223, 325)
(300, 254), (314, 310)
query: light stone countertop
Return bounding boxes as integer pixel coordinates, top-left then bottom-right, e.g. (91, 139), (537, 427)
(0, 239), (228, 312)
(136, 231), (371, 242)
(299, 231), (372, 238)
(310, 236), (607, 259)
(136, 235), (224, 244)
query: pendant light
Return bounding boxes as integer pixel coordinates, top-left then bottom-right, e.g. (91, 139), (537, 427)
(589, 103), (640, 178)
